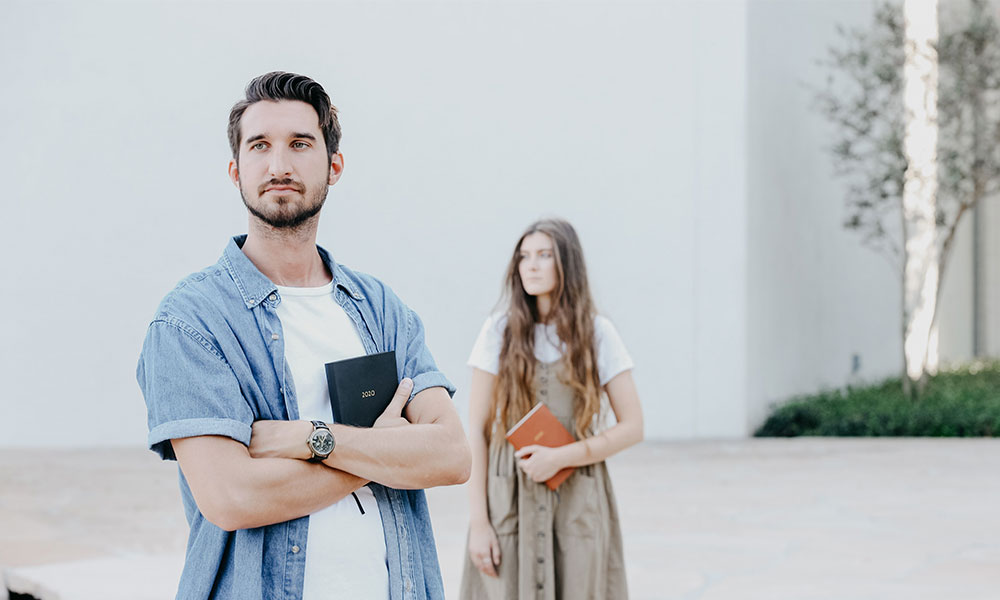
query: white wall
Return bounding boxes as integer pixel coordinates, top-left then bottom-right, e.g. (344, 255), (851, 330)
(983, 198), (1000, 355)
(746, 0), (905, 430)
(692, 1), (748, 437)
(0, 0), (751, 446)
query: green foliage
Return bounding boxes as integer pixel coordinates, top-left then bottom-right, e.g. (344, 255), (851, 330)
(814, 2), (905, 263)
(755, 362), (1000, 437)
(814, 0), (1000, 268)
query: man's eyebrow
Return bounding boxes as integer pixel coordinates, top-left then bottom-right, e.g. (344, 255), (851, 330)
(245, 133), (316, 145)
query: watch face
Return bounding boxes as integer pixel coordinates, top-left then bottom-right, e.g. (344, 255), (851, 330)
(310, 430), (335, 456)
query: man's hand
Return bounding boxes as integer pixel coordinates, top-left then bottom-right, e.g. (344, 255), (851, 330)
(515, 445), (568, 483)
(373, 378), (413, 428)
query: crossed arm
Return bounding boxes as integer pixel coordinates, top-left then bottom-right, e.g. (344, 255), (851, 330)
(172, 381), (471, 532)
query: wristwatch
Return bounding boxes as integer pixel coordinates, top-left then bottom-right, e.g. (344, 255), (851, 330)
(306, 420), (335, 463)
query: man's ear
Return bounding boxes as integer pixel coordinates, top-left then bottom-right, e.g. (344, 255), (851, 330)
(328, 152), (345, 186)
(228, 160), (240, 188)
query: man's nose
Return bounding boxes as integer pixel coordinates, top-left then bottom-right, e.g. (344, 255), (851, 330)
(267, 147), (293, 177)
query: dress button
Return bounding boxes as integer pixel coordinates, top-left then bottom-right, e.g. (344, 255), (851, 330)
(272, 333), (279, 341)
(537, 583), (544, 590)
(540, 377), (547, 383)
(291, 545), (300, 553)
(538, 505), (546, 511)
(537, 531), (545, 538)
(537, 557), (544, 564)
(540, 389), (547, 395)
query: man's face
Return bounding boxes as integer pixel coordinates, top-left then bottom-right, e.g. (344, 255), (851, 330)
(228, 100), (343, 229)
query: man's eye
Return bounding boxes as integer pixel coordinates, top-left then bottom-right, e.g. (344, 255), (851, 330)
(251, 142), (267, 151)
(292, 141), (309, 149)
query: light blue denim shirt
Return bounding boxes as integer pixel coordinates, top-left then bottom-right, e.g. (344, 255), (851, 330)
(137, 235), (454, 600)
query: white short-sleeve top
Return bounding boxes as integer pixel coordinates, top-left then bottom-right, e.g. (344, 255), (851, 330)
(467, 313), (633, 386)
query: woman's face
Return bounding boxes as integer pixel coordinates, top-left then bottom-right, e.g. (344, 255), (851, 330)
(518, 232), (558, 298)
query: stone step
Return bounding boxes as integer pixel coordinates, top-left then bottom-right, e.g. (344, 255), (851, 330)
(4, 555), (183, 600)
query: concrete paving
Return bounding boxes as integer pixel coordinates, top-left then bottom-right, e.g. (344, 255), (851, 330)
(2, 439), (999, 599)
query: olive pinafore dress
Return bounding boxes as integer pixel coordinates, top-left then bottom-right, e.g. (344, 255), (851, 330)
(459, 361), (629, 600)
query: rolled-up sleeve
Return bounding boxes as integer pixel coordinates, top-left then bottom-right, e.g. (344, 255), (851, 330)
(396, 303), (455, 401)
(136, 317), (254, 460)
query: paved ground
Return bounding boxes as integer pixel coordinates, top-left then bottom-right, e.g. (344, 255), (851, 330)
(2, 439), (999, 599)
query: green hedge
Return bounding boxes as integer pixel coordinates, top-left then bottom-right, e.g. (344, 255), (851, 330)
(755, 362), (1000, 437)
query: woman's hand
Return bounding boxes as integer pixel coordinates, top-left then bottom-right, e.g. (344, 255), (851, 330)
(467, 519), (501, 577)
(515, 445), (567, 483)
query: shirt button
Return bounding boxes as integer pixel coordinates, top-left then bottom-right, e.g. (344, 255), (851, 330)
(540, 389), (547, 396)
(269, 293), (277, 302)
(405, 579), (412, 592)
(271, 333), (279, 341)
(291, 545), (300, 553)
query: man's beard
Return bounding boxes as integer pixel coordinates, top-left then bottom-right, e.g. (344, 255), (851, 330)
(241, 177), (328, 229)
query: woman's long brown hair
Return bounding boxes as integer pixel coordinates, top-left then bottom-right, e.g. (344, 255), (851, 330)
(487, 218), (603, 443)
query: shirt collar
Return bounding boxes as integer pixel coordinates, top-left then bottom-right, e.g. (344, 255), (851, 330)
(222, 234), (365, 309)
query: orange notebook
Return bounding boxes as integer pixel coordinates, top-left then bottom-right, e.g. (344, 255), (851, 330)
(505, 403), (576, 490)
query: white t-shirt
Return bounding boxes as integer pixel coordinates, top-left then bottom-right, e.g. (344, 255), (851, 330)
(467, 313), (634, 386)
(275, 282), (388, 600)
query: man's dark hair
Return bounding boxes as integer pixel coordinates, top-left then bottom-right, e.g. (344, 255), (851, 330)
(227, 71), (341, 161)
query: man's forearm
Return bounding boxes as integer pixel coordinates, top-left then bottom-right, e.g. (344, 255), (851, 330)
(248, 386), (472, 490)
(324, 421), (470, 489)
(173, 435), (367, 532)
(227, 457), (368, 529)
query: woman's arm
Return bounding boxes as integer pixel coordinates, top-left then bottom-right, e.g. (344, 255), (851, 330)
(466, 367), (502, 577)
(515, 369), (644, 481)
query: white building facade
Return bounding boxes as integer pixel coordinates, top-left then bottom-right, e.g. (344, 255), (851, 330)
(0, 0), (992, 446)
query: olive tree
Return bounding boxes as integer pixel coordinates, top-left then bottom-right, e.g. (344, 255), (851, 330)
(814, 0), (1000, 394)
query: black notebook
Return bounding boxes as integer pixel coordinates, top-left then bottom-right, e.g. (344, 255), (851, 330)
(324, 350), (399, 428)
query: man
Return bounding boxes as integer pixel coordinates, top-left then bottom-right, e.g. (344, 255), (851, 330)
(137, 71), (470, 600)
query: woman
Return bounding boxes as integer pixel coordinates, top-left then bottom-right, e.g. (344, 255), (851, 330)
(460, 218), (644, 600)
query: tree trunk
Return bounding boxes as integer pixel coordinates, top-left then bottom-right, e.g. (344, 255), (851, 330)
(971, 47), (986, 358)
(900, 0), (940, 394)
